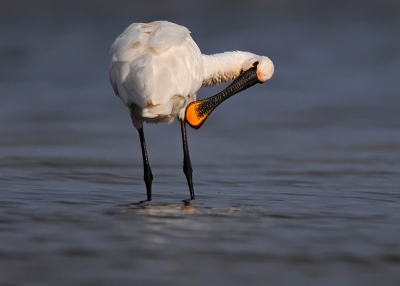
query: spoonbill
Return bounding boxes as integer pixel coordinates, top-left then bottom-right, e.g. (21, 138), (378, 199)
(110, 21), (274, 201)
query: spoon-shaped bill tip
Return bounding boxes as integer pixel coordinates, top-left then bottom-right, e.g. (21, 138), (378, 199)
(186, 101), (207, 130)
(185, 67), (261, 130)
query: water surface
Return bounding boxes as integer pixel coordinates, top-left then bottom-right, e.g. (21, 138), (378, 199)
(1, 1), (400, 285)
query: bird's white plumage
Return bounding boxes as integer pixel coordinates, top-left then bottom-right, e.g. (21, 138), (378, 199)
(110, 21), (274, 201)
(110, 21), (203, 128)
(110, 21), (274, 129)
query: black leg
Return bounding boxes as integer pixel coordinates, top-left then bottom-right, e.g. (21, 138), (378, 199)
(181, 120), (195, 200)
(138, 127), (153, 201)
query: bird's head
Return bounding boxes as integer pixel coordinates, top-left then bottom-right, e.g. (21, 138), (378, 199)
(242, 56), (274, 83)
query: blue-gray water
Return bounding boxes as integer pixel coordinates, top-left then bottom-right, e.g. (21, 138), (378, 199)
(1, 1), (400, 285)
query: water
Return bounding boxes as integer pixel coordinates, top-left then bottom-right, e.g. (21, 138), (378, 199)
(1, 1), (400, 285)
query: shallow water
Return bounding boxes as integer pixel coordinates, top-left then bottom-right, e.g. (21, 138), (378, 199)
(1, 1), (400, 285)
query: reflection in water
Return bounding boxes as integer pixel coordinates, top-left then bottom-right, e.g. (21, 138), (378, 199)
(181, 204), (196, 212)
(118, 202), (197, 215)
(114, 201), (247, 217)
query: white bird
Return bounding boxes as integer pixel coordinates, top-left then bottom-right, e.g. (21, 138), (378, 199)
(110, 21), (274, 201)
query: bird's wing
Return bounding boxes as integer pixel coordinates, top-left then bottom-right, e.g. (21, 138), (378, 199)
(110, 21), (203, 113)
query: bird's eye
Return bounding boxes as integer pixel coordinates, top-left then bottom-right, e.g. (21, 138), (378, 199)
(253, 61), (259, 67)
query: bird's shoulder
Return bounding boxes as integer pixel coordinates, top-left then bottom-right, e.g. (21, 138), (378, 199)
(110, 21), (191, 59)
(110, 21), (203, 108)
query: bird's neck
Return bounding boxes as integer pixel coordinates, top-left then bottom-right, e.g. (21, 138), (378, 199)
(201, 51), (258, 87)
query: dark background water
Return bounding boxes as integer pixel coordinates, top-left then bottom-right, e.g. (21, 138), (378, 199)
(1, 0), (400, 285)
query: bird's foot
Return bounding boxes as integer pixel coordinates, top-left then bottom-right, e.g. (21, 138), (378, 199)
(121, 199), (150, 207)
(117, 200), (148, 208)
(182, 197), (195, 204)
(138, 198), (151, 205)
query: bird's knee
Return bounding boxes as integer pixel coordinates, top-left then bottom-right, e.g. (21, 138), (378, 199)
(143, 168), (153, 183)
(183, 163), (193, 176)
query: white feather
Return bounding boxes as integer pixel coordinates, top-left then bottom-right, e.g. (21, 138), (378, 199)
(110, 21), (274, 129)
(109, 21), (275, 201)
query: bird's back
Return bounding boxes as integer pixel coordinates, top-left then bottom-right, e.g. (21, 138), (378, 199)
(110, 21), (203, 126)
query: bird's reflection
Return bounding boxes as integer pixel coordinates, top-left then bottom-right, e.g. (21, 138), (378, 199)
(117, 200), (197, 214)
(181, 201), (196, 212)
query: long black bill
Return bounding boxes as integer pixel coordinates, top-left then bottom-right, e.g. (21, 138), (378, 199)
(185, 66), (262, 130)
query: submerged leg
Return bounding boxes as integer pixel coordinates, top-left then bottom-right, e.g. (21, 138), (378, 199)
(138, 127), (153, 201)
(180, 120), (195, 200)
